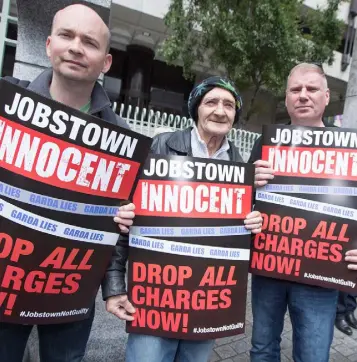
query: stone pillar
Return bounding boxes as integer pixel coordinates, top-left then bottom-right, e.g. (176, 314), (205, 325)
(14, 0), (111, 81)
(343, 27), (357, 128)
(124, 44), (154, 108)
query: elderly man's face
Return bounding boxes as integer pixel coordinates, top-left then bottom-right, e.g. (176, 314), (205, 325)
(197, 87), (236, 139)
(285, 69), (330, 124)
(46, 5), (112, 83)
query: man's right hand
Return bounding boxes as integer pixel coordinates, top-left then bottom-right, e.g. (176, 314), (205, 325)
(106, 294), (136, 321)
(254, 160), (274, 188)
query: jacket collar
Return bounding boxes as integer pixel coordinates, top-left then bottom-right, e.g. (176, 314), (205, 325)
(166, 127), (193, 155)
(27, 68), (111, 115)
(165, 127), (242, 162)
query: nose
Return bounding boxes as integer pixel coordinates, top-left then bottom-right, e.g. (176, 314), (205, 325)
(299, 87), (308, 100)
(214, 101), (225, 116)
(68, 37), (84, 55)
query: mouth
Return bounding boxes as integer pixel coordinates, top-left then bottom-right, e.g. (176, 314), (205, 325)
(64, 60), (86, 68)
(210, 119), (228, 124)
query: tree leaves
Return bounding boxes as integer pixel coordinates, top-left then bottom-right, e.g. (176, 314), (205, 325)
(161, 0), (345, 121)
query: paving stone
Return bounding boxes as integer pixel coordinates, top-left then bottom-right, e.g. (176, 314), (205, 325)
(232, 340), (250, 354)
(348, 353), (357, 362)
(209, 350), (221, 362)
(214, 345), (238, 359)
(232, 356), (249, 362)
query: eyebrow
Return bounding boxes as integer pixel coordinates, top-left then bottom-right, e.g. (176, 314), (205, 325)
(56, 28), (100, 47)
(203, 97), (235, 103)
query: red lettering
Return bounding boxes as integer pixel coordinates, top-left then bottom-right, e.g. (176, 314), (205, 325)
(312, 221), (349, 242)
(330, 244), (343, 262)
(133, 262), (146, 282)
(132, 285), (145, 304)
(40, 247), (66, 268)
(62, 273), (81, 294)
(159, 289), (175, 308)
(146, 310), (161, 330)
(133, 263), (192, 286)
(160, 311), (182, 332)
(24, 271), (46, 292)
(219, 289), (232, 308)
(250, 252), (296, 275)
(205, 290), (219, 310)
(0, 234), (34, 262)
(62, 249), (81, 270)
(191, 290), (206, 310)
(1, 265), (25, 290)
(261, 214), (306, 235)
(250, 251), (264, 270)
(253, 233), (266, 249)
(44, 273), (66, 294)
(175, 290), (190, 309)
(77, 250), (93, 270)
(132, 308), (184, 332)
(0, 233), (13, 259)
(11, 238), (34, 262)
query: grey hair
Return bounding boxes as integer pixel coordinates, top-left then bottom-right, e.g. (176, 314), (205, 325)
(287, 63), (328, 90)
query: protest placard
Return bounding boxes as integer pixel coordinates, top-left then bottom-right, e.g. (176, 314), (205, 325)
(0, 79), (152, 323)
(127, 154), (254, 340)
(250, 125), (357, 292)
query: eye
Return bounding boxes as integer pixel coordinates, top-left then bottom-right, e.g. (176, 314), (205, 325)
(205, 100), (216, 106)
(59, 33), (71, 38)
(85, 40), (97, 48)
(224, 103), (234, 109)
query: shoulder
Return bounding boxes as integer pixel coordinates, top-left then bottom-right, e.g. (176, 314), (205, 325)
(151, 128), (191, 155)
(151, 131), (176, 153)
(2, 76), (30, 88)
(114, 114), (130, 130)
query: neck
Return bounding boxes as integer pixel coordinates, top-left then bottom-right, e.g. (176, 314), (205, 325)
(197, 126), (225, 156)
(292, 118), (324, 128)
(50, 72), (93, 110)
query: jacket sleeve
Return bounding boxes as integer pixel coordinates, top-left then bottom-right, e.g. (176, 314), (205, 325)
(101, 233), (129, 300)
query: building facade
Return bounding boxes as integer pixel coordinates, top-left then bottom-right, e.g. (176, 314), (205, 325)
(0, 0), (355, 132)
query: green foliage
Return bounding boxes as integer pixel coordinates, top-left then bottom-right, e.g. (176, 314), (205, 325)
(161, 0), (345, 121)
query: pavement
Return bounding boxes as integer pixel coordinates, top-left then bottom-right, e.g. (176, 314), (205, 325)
(24, 278), (357, 362)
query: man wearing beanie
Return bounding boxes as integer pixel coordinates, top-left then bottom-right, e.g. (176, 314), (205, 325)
(102, 76), (263, 362)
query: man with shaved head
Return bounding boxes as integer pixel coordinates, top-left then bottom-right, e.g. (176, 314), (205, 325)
(0, 4), (128, 362)
(248, 62), (357, 362)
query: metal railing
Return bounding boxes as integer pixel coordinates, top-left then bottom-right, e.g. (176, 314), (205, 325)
(115, 103), (260, 161)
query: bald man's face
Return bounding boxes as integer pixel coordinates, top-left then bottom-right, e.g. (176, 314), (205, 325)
(46, 5), (112, 83)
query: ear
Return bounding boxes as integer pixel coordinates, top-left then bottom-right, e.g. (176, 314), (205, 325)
(102, 54), (112, 74)
(46, 36), (52, 58)
(325, 88), (330, 106)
